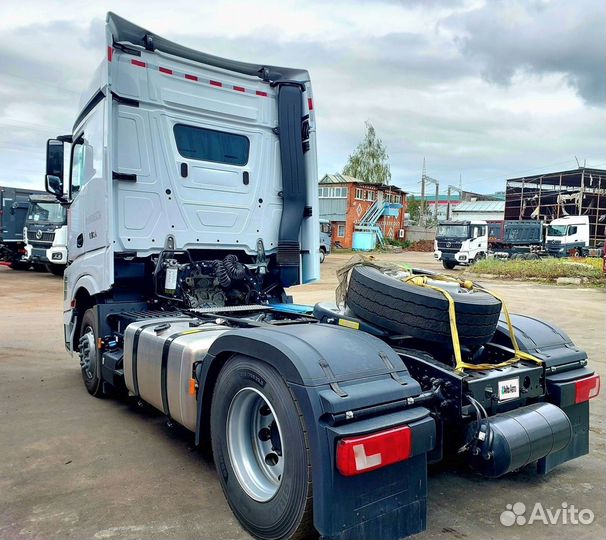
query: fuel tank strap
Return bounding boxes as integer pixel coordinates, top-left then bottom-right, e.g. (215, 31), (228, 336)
(160, 327), (219, 418)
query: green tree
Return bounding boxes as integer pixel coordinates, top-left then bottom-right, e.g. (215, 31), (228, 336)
(342, 121), (391, 185)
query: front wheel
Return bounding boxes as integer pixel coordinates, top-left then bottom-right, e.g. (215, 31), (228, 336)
(46, 264), (65, 276)
(211, 355), (313, 540)
(78, 308), (104, 397)
(442, 260), (456, 270)
(320, 249), (326, 264)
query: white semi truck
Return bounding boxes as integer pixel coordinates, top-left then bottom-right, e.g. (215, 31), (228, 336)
(434, 220), (488, 269)
(44, 13), (599, 540)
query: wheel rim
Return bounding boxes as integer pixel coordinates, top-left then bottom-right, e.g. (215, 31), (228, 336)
(226, 387), (284, 502)
(79, 325), (96, 380)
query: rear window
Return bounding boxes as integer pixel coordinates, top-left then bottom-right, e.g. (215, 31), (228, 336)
(173, 124), (249, 166)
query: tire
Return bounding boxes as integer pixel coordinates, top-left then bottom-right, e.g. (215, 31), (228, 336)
(442, 260), (456, 270)
(473, 252), (486, 263)
(46, 264), (65, 276)
(78, 308), (104, 397)
(33, 263), (47, 272)
(346, 265), (502, 346)
(211, 355), (313, 540)
(9, 261), (30, 270)
(320, 249), (326, 264)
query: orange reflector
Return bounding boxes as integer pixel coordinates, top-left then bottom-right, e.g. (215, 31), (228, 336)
(575, 374), (600, 403)
(336, 425), (412, 476)
(97, 338), (103, 350)
(188, 378), (197, 396)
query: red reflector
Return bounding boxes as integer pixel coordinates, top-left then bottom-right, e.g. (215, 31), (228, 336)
(256, 90), (268, 97)
(107, 46), (113, 62)
(210, 80), (222, 87)
(233, 85), (245, 92)
(70, 299), (76, 308)
(185, 74), (198, 81)
(575, 374), (600, 403)
(336, 425), (412, 476)
(131, 59), (146, 68)
(308, 97), (314, 110)
(159, 67), (172, 75)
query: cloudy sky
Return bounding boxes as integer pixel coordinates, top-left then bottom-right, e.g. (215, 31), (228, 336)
(1, 0), (604, 194)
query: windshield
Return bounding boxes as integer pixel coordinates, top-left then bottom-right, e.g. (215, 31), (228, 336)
(437, 224), (469, 239)
(547, 225), (567, 237)
(27, 202), (66, 225)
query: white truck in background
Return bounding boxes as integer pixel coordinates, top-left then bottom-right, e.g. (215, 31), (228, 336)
(434, 220), (488, 269)
(23, 194), (68, 274)
(545, 215), (590, 257)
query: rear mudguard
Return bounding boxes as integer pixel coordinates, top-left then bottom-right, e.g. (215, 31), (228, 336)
(492, 314), (594, 473)
(196, 323), (436, 540)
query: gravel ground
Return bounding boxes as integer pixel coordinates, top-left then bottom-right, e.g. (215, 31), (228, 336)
(1, 253), (603, 540)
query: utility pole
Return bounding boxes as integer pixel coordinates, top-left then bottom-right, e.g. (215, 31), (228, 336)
(447, 186), (452, 220)
(420, 158), (426, 226)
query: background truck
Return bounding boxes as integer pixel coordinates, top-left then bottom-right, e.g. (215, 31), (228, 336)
(434, 220), (487, 269)
(23, 194), (68, 274)
(489, 219), (544, 259)
(0, 186), (44, 270)
(43, 13), (599, 540)
(545, 215), (591, 257)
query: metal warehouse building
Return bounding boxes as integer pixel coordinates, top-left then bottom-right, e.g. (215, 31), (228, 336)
(505, 167), (606, 246)
(452, 200), (505, 222)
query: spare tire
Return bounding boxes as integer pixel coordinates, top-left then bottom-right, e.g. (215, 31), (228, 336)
(346, 265), (502, 346)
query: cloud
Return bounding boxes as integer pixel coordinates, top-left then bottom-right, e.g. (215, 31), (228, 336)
(447, 0), (605, 106)
(0, 0), (603, 194)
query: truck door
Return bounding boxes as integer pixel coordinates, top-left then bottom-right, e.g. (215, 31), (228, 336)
(68, 100), (107, 262)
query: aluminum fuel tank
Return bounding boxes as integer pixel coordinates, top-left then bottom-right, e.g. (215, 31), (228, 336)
(123, 317), (229, 432)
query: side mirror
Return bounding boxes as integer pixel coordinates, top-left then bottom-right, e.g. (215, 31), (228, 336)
(46, 174), (64, 199)
(46, 138), (70, 204)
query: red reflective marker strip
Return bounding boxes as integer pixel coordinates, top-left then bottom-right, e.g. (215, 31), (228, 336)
(233, 85), (245, 92)
(308, 97), (314, 110)
(159, 67), (172, 74)
(209, 80), (222, 87)
(256, 90), (268, 97)
(131, 59), (146, 68)
(185, 74), (198, 81)
(336, 425), (412, 476)
(575, 374), (600, 403)
(107, 46), (113, 62)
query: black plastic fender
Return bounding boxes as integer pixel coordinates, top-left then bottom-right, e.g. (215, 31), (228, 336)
(195, 323), (436, 540)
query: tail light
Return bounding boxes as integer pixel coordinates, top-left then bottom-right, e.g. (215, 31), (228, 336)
(336, 425), (412, 476)
(575, 374), (600, 403)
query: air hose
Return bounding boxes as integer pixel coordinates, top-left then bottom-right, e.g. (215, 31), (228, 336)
(403, 273), (543, 373)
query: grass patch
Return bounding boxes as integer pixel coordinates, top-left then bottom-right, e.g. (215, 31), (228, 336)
(468, 257), (604, 281)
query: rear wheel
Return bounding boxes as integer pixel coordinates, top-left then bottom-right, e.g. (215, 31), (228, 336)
(78, 308), (104, 397)
(211, 355), (313, 540)
(442, 260), (456, 270)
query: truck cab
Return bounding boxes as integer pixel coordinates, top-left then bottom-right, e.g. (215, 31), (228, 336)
(23, 194), (67, 273)
(545, 215), (590, 257)
(434, 220), (487, 269)
(319, 218), (331, 263)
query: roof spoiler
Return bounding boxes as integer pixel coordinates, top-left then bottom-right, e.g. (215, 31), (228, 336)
(106, 12), (309, 84)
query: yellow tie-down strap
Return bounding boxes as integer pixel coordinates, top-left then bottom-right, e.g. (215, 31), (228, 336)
(404, 274), (543, 373)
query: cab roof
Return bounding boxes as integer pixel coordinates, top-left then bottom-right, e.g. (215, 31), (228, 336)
(107, 12), (310, 83)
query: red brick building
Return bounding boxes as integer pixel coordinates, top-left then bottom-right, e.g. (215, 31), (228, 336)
(318, 174), (407, 249)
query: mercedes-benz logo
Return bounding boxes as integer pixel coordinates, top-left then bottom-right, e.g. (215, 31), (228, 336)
(36, 230), (43, 240)
(446, 242), (451, 248)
